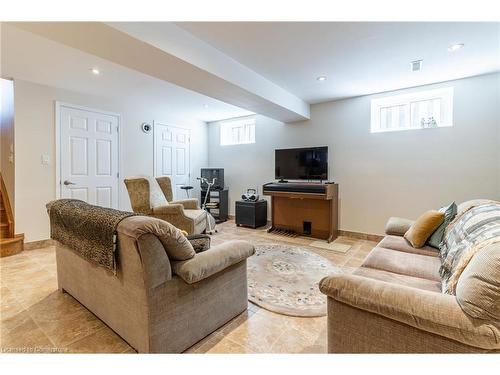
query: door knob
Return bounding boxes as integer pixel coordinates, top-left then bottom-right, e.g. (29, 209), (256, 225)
(63, 180), (76, 186)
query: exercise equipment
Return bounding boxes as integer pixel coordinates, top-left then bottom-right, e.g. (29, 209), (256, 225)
(197, 177), (218, 234)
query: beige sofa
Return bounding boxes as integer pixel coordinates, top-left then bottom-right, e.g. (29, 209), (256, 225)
(55, 215), (255, 353)
(320, 200), (500, 353)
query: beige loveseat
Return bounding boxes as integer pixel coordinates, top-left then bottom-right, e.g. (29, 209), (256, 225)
(319, 200), (500, 353)
(55, 215), (255, 353)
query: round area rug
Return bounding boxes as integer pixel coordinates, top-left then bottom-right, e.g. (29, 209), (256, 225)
(247, 244), (340, 317)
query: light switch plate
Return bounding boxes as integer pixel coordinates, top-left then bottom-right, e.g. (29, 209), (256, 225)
(41, 154), (50, 165)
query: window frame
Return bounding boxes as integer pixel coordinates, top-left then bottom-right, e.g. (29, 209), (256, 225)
(370, 87), (454, 133)
(219, 117), (256, 146)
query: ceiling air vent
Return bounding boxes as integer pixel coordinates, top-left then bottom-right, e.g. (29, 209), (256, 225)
(411, 60), (423, 72)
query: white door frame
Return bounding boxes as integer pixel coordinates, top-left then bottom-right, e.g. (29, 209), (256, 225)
(55, 101), (123, 207)
(153, 121), (191, 198)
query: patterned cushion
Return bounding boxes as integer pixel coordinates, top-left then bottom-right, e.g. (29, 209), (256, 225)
(187, 234), (211, 253)
(440, 202), (500, 294)
(457, 199), (496, 216)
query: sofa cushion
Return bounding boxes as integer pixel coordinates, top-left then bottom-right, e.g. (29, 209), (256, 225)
(378, 235), (438, 257)
(440, 202), (500, 293)
(362, 246), (441, 281)
(427, 202), (457, 249)
(149, 177), (169, 207)
(171, 240), (255, 284)
(457, 199), (497, 216)
(455, 243), (500, 321)
(385, 217), (415, 236)
(404, 210), (444, 248)
(117, 216), (195, 261)
(184, 209), (207, 224)
(354, 267), (441, 292)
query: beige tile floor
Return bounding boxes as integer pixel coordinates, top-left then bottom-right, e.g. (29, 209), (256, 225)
(0, 220), (377, 354)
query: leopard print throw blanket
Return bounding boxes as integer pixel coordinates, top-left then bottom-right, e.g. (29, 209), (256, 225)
(47, 199), (137, 274)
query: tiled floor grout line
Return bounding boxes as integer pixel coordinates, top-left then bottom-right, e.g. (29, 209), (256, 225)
(2, 285), (59, 348)
(62, 325), (107, 351)
(31, 318), (58, 348)
(221, 335), (257, 353)
(22, 294), (59, 348)
(266, 323), (293, 353)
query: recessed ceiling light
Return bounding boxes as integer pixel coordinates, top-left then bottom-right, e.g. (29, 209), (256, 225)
(90, 68), (100, 75)
(203, 104), (209, 109)
(316, 76), (327, 82)
(448, 43), (464, 52)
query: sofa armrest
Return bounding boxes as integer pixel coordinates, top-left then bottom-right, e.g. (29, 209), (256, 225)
(319, 274), (500, 350)
(151, 204), (198, 234)
(385, 217), (414, 236)
(171, 198), (199, 210)
(152, 204), (185, 216)
(171, 240), (255, 284)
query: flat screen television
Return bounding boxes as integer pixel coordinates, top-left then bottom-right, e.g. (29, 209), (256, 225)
(275, 146), (328, 181)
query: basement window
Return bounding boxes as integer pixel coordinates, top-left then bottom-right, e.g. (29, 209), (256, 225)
(370, 87), (453, 133)
(220, 118), (255, 146)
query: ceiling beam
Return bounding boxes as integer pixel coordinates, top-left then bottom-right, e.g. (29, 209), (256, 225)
(12, 22), (310, 122)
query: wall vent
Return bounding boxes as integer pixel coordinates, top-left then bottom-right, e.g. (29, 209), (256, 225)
(411, 60), (423, 72)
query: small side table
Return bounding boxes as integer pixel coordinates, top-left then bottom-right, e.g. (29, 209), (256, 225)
(180, 185), (194, 198)
(235, 200), (267, 228)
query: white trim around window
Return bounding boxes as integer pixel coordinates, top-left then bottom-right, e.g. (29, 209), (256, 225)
(220, 118), (256, 146)
(370, 87), (454, 133)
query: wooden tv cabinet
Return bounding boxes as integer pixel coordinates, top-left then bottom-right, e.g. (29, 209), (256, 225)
(263, 182), (338, 242)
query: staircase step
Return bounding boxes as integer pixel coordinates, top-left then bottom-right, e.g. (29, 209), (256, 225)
(0, 223), (10, 238)
(0, 209), (7, 223)
(0, 234), (24, 257)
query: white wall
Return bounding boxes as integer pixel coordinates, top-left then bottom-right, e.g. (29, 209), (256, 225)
(11, 73), (500, 241)
(208, 73), (500, 235)
(14, 79), (208, 242)
(1, 79), (15, 210)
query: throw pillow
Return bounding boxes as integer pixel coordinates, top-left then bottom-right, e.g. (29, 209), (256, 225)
(404, 210), (445, 248)
(117, 216), (196, 260)
(427, 202), (457, 248)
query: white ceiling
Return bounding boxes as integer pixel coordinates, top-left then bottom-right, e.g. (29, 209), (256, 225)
(177, 22), (500, 103)
(108, 22), (310, 122)
(1, 24), (253, 122)
(3, 22), (499, 124)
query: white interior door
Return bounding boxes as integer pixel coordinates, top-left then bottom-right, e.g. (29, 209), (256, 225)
(154, 123), (191, 200)
(58, 104), (119, 208)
